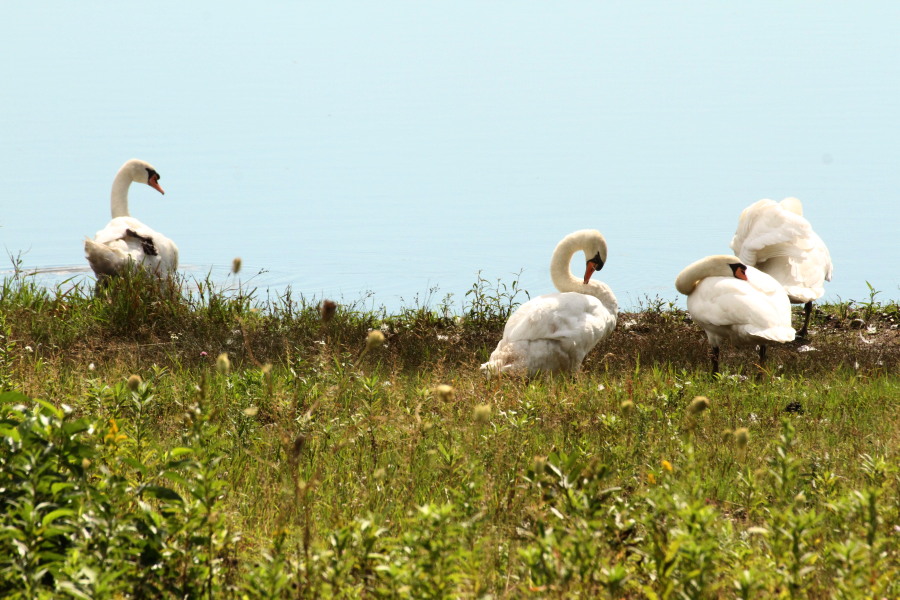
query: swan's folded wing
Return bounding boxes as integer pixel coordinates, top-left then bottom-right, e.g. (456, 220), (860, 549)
(690, 277), (792, 337)
(730, 199), (815, 265)
(502, 293), (612, 345)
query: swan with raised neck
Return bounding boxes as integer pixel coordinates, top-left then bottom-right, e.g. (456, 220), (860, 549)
(85, 159), (177, 283)
(110, 158), (165, 218)
(480, 229), (618, 376)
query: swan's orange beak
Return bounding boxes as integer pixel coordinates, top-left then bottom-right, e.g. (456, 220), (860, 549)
(583, 262), (596, 285)
(735, 266), (748, 281)
(149, 175), (165, 195)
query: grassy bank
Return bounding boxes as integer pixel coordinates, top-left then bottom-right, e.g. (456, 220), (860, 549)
(1, 268), (898, 598)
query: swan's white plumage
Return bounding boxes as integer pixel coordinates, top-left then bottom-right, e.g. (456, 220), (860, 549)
(85, 159), (178, 280)
(730, 198), (832, 304)
(676, 255), (794, 372)
(481, 230), (617, 376)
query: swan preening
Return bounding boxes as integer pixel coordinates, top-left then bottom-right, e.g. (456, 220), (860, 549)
(676, 255), (795, 374)
(730, 197), (832, 338)
(480, 229), (618, 376)
(84, 159), (179, 283)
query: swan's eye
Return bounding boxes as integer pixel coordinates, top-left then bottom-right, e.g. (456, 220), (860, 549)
(588, 252), (604, 271)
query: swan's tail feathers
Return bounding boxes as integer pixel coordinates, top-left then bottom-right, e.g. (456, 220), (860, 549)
(84, 238), (127, 278)
(479, 361), (498, 378)
(745, 325), (796, 344)
(480, 344), (524, 378)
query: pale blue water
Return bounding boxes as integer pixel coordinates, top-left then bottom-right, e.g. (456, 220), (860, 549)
(2, 2), (898, 311)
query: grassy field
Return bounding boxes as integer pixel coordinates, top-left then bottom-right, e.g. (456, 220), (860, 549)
(1, 267), (898, 598)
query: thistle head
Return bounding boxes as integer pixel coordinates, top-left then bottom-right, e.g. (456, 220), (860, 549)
(319, 299), (337, 322)
(433, 384), (455, 402)
(365, 330), (386, 352)
(687, 396), (710, 416)
(127, 374), (142, 391)
(473, 403), (492, 423)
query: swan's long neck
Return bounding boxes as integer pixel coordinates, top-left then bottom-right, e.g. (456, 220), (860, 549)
(549, 232), (617, 312)
(550, 235), (584, 293)
(110, 166), (132, 218)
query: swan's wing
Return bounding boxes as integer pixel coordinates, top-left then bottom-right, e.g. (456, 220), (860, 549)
(89, 217), (179, 274)
(502, 293), (615, 347)
(689, 275), (794, 342)
(730, 199), (815, 265)
(731, 199), (833, 296)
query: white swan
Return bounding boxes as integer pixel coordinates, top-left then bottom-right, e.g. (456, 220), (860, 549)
(480, 229), (618, 376)
(730, 197), (832, 338)
(84, 159), (179, 282)
(675, 255), (795, 374)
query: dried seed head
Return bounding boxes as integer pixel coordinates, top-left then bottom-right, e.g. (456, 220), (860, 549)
(620, 400), (635, 414)
(721, 428), (734, 443)
(433, 384), (455, 402)
(217, 352), (231, 374)
(127, 374), (142, 391)
(231, 257), (242, 274)
(734, 427), (750, 449)
(473, 403), (492, 423)
(365, 330), (385, 352)
(319, 299), (337, 322)
(687, 396), (710, 416)
(243, 406), (259, 417)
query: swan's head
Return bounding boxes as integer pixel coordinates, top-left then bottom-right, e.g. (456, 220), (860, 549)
(728, 261), (749, 281)
(122, 158), (165, 195)
(580, 232), (608, 285)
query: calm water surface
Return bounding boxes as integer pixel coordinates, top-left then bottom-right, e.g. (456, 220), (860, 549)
(2, 3), (899, 311)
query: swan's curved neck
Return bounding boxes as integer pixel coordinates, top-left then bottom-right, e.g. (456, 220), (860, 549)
(550, 235), (584, 293)
(676, 255), (741, 295)
(110, 167), (132, 218)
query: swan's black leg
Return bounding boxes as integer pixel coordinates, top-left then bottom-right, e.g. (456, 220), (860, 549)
(755, 344), (769, 381)
(795, 301), (813, 340)
(710, 346), (720, 375)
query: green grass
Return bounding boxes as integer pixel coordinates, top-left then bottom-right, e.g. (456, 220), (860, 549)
(1, 268), (898, 598)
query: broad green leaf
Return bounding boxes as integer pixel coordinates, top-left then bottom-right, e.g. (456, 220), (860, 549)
(42, 508), (76, 528)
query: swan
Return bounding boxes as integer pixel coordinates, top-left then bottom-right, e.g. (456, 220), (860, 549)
(675, 255), (795, 374)
(480, 229), (618, 376)
(84, 159), (179, 283)
(730, 197), (832, 339)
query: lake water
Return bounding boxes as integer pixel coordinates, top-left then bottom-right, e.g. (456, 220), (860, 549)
(2, 3), (898, 312)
